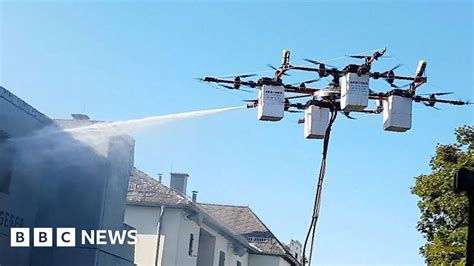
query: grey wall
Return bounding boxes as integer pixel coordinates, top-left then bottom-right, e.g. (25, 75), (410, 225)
(170, 173), (188, 194)
(0, 86), (53, 265)
(0, 87), (134, 265)
(197, 228), (216, 266)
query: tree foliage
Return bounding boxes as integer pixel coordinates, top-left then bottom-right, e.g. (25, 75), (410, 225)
(411, 125), (474, 264)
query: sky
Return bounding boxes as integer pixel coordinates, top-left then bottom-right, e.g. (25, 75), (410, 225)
(1, 0), (473, 264)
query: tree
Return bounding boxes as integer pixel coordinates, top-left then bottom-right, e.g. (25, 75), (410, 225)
(411, 125), (474, 264)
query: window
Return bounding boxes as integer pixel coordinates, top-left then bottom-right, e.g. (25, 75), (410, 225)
(218, 251), (225, 266)
(188, 233), (194, 256)
(0, 138), (13, 194)
(237, 261), (242, 266)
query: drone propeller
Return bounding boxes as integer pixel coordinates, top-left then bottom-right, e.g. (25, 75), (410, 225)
(347, 55), (368, 59)
(301, 78), (321, 84)
(348, 48), (390, 60)
(266, 64), (290, 76)
(382, 64), (407, 88)
(220, 84), (235, 90)
(219, 73), (257, 79)
(346, 55), (390, 60)
(219, 84), (252, 93)
(342, 111), (356, 119)
(420, 92), (451, 110)
(303, 59), (336, 68)
(266, 64), (278, 70)
(420, 92), (456, 109)
(419, 92), (454, 97)
(347, 54), (391, 60)
(290, 78), (321, 87)
(389, 83), (411, 89)
(423, 102), (441, 110)
(382, 64), (403, 75)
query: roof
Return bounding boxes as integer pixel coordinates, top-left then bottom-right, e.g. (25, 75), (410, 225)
(127, 168), (191, 206)
(198, 203), (288, 255)
(71, 113), (90, 120)
(126, 168), (300, 265)
(1, 86), (52, 138)
(0, 86), (52, 125)
(54, 118), (103, 129)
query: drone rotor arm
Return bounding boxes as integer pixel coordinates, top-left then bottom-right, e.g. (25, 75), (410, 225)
(411, 95), (469, 106)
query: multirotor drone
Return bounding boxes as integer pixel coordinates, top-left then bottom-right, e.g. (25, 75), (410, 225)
(198, 48), (470, 139)
(197, 48), (472, 265)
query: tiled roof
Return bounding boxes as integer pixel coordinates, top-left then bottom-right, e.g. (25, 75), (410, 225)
(198, 203), (288, 256)
(126, 169), (299, 265)
(127, 168), (191, 206)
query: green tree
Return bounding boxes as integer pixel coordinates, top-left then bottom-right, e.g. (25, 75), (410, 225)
(411, 125), (474, 264)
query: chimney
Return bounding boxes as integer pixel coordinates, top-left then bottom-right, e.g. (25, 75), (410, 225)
(158, 173), (163, 183)
(71, 113), (90, 120)
(170, 173), (189, 194)
(192, 191), (198, 203)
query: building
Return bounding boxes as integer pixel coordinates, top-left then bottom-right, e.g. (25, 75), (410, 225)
(0, 86), (134, 265)
(126, 169), (302, 266)
(0, 86), (302, 265)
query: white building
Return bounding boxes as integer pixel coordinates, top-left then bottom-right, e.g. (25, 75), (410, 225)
(126, 170), (302, 266)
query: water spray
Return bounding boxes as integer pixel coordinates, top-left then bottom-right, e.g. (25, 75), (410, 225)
(65, 105), (247, 136)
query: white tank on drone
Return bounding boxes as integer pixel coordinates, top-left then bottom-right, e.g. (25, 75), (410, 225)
(383, 95), (413, 132)
(282, 49), (291, 66)
(340, 73), (370, 111)
(258, 85), (285, 121)
(416, 60), (428, 77)
(304, 105), (330, 139)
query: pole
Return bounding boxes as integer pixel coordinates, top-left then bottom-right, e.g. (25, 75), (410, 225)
(454, 168), (474, 265)
(468, 194), (474, 265)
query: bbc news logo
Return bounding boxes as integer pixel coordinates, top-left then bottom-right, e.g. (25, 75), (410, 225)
(11, 228), (137, 247)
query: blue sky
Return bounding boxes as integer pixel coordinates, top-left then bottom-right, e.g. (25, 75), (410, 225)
(1, 1), (472, 264)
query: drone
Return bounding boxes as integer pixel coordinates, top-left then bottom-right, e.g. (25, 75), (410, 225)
(197, 48), (471, 138)
(197, 48), (471, 265)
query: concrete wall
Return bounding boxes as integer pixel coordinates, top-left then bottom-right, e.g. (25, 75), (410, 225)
(160, 208), (201, 266)
(249, 254), (291, 266)
(197, 228), (216, 266)
(125, 205), (161, 266)
(124, 204), (293, 266)
(0, 86), (53, 265)
(125, 206), (201, 266)
(200, 223), (248, 266)
(159, 209), (250, 266)
(126, 206), (252, 266)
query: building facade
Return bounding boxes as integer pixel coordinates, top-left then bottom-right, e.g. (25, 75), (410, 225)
(0, 86), (134, 265)
(126, 169), (302, 266)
